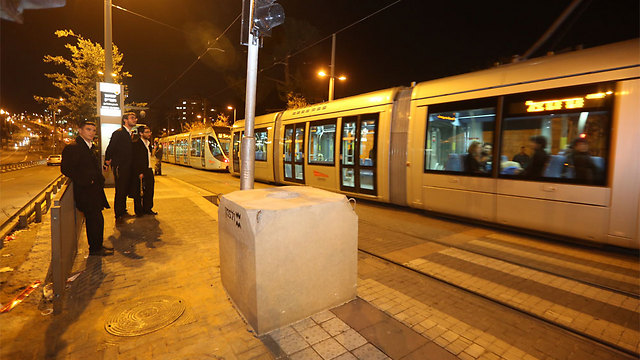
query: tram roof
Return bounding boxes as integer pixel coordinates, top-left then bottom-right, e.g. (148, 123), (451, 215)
(412, 39), (640, 102)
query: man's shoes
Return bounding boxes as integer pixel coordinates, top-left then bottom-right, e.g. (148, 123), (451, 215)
(122, 212), (135, 218)
(102, 245), (114, 251)
(89, 248), (113, 256)
(144, 210), (158, 215)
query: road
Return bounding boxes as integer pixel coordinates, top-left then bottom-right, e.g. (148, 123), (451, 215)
(0, 149), (51, 165)
(0, 164), (61, 224)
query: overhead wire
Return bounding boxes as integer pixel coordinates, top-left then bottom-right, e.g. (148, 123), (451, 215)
(207, 0), (403, 100)
(112, 4), (188, 35)
(112, 1), (403, 106)
(148, 13), (242, 105)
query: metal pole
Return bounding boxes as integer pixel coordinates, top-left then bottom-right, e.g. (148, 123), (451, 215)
(53, 110), (57, 154)
(104, 0), (113, 79)
(240, 32), (259, 190)
(328, 33), (336, 101)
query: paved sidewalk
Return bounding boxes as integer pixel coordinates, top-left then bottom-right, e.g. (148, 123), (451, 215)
(2, 175), (444, 360)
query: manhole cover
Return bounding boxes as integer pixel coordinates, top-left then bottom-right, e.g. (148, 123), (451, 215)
(105, 295), (185, 336)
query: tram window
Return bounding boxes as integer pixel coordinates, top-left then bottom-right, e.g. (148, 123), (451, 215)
(308, 121), (336, 165)
(295, 127), (304, 163)
(232, 132), (241, 157)
(191, 137), (201, 157)
(208, 136), (222, 157)
(500, 85), (612, 185)
(424, 102), (496, 175)
(255, 129), (268, 161)
(284, 127), (293, 162)
(218, 135), (231, 156)
(360, 118), (377, 167)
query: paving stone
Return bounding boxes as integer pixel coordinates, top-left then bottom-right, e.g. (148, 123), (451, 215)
(334, 329), (368, 351)
(400, 342), (458, 360)
(351, 343), (388, 360)
(358, 317), (427, 359)
(312, 338), (348, 360)
(462, 343), (486, 358)
(290, 347), (323, 360)
(332, 298), (388, 331)
(293, 317), (318, 332)
(320, 317), (351, 337)
(312, 310), (337, 324)
(332, 352), (358, 360)
(275, 332), (309, 355)
(300, 325), (331, 345)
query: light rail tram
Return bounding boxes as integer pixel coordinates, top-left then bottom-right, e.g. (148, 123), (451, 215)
(230, 39), (639, 249)
(159, 126), (231, 171)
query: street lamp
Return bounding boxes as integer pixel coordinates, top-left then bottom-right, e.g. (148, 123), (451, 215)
(227, 106), (236, 125)
(53, 97), (63, 154)
(317, 70), (346, 101)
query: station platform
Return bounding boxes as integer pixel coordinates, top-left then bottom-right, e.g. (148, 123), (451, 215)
(0, 175), (454, 360)
(1, 170), (637, 360)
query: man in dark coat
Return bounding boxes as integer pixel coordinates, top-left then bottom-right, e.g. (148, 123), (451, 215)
(105, 112), (137, 222)
(61, 121), (112, 256)
(131, 124), (157, 216)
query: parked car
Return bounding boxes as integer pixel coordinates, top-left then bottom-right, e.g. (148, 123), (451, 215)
(47, 154), (62, 166)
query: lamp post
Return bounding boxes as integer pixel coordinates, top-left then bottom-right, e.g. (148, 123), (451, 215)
(52, 97), (63, 154)
(317, 33), (347, 101)
(317, 71), (346, 102)
(227, 106), (236, 125)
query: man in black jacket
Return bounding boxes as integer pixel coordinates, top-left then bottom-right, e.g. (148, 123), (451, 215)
(61, 121), (112, 256)
(131, 124), (157, 216)
(105, 112), (137, 222)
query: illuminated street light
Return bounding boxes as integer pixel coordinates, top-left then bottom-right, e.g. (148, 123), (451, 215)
(227, 106), (236, 125)
(317, 68), (347, 101)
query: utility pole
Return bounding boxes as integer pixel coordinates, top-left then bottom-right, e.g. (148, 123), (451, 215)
(240, 31), (259, 190)
(328, 33), (336, 101)
(104, 0), (113, 80)
(240, 0), (285, 190)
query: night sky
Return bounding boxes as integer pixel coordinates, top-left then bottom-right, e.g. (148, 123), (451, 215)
(1, 0), (638, 121)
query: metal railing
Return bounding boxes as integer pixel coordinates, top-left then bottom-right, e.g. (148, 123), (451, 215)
(0, 159), (46, 173)
(50, 179), (83, 314)
(0, 175), (65, 247)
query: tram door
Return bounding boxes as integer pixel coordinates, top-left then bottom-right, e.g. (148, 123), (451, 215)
(340, 114), (378, 195)
(232, 132), (242, 173)
(283, 124), (305, 183)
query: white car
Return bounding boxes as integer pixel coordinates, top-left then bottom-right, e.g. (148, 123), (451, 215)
(47, 154), (62, 166)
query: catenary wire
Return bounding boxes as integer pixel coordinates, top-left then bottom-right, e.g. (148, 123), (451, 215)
(206, 0), (404, 100)
(149, 13), (242, 105)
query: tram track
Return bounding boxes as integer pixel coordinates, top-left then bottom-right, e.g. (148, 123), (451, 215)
(358, 217), (640, 300)
(357, 247), (639, 359)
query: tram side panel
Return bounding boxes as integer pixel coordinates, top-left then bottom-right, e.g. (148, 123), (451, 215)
(607, 79), (640, 247)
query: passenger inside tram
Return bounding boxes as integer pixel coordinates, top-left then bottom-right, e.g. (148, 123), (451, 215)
(512, 146), (530, 168)
(563, 137), (599, 184)
(520, 135), (549, 179)
(464, 141), (485, 174)
(481, 142), (493, 172)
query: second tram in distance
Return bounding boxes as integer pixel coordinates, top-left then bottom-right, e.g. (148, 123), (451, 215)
(230, 39), (640, 249)
(159, 126), (231, 171)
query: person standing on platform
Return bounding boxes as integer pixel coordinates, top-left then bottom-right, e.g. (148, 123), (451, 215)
(153, 138), (163, 176)
(61, 120), (112, 256)
(132, 124), (157, 216)
(105, 112), (137, 224)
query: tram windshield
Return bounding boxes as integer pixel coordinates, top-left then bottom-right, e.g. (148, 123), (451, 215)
(214, 127), (231, 156)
